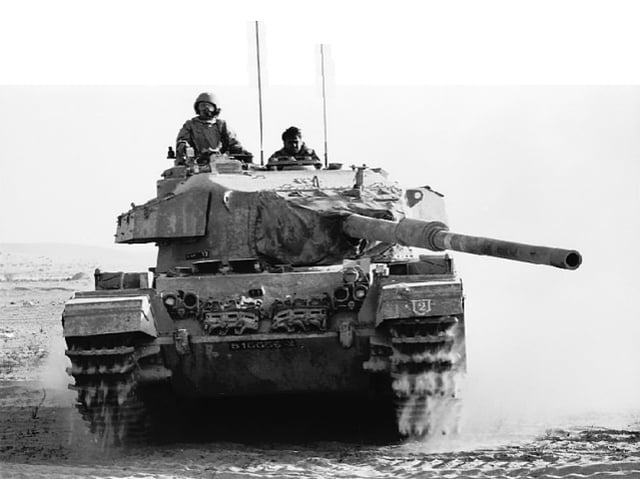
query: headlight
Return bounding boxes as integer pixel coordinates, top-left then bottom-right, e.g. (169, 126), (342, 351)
(183, 292), (199, 310)
(353, 284), (368, 300)
(163, 293), (177, 308)
(334, 286), (350, 302)
(342, 267), (360, 284)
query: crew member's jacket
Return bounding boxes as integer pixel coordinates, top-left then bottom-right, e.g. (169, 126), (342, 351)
(267, 143), (321, 163)
(176, 117), (251, 161)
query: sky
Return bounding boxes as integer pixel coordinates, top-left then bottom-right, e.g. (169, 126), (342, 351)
(1, 1), (640, 431)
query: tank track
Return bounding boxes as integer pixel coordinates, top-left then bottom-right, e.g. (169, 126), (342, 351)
(387, 315), (464, 437)
(65, 334), (163, 445)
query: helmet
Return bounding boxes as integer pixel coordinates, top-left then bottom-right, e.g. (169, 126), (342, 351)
(282, 126), (302, 141)
(193, 92), (219, 113)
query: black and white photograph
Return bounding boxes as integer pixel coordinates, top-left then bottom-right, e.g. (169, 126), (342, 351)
(1, 1), (639, 477)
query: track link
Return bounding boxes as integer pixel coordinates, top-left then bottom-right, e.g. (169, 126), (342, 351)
(388, 315), (464, 437)
(65, 335), (162, 445)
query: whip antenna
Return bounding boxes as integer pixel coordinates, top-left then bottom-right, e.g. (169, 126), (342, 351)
(320, 44), (329, 168)
(255, 21), (265, 166)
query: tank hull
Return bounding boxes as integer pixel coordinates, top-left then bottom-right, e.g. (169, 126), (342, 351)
(62, 289), (386, 397)
(158, 330), (384, 397)
(63, 261), (466, 442)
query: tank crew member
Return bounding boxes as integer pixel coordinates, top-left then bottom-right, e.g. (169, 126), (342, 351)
(268, 126), (321, 163)
(176, 92), (253, 164)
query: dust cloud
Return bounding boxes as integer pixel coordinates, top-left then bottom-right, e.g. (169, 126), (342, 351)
(37, 315), (75, 408)
(446, 255), (640, 450)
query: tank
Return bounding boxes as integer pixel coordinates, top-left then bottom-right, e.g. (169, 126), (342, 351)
(61, 153), (582, 443)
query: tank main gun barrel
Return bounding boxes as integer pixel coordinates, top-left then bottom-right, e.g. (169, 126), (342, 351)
(342, 214), (582, 270)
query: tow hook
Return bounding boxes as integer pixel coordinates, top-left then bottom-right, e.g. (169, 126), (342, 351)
(338, 320), (355, 348)
(174, 328), (191, 355)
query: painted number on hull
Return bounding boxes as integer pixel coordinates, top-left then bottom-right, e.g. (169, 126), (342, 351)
(229, 339), (297, 351)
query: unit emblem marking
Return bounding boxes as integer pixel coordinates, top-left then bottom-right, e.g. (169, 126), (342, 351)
(411, 299), (432, 315)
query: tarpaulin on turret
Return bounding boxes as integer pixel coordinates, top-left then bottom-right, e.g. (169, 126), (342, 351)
(253, 190), (398, 266)
(254, 192), (355, 265)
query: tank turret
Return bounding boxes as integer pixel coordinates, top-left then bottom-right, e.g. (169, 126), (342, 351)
(342, 214), (582, 270)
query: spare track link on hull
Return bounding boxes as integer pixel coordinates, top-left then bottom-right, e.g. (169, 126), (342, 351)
(387, 316), (463, 437)
(65, 335), (162, 445)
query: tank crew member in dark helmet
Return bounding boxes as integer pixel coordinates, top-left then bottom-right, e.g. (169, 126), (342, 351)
(268, 126), (321, 164)
(175, 92), (253, 164)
